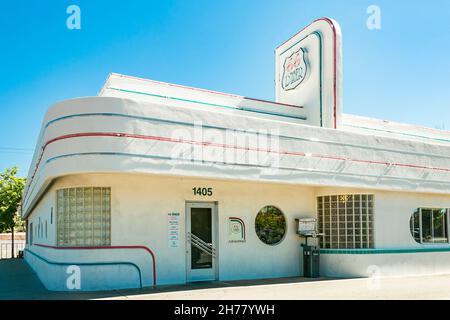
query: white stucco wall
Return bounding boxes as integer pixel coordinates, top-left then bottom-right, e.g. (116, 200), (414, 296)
(316, 186), (450, 249)
(21, 96), (450, 221)
(343, 114), (450, 146)
(24, 173), (450, 291)
(320, 251), (450, 278)
(25, 173), (317, 290)
(25, 248), (142, 291)
(316, 186), (450, 278)
(26, 187), (55, 247)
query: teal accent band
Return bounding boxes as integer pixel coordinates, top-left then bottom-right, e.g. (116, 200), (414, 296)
(43, 113), (450, 157)
(108, 87), (308, 121)
(42, 151), (450, 185)
(25, 248), (143, 288)
(320, 247), (450, 255)
(22, 111), (450, 211)
(110, 87), (237, 110)
(345, 124), (450, 144)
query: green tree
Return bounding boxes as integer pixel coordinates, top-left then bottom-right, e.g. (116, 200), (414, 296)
(0, 167), (26, 258)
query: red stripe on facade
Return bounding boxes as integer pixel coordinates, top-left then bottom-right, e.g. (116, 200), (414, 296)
(35, 243), (157, 287)
(43, 131), (450, 172)
(23, 131), (450, 209)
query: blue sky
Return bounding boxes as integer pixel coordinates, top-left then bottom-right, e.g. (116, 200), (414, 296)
(1, 0), (449, 176)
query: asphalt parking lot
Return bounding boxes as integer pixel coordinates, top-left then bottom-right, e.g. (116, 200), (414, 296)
(2, 259), (450, 300)
(119, 273), (450, 300)
(0, 259), (335, 300)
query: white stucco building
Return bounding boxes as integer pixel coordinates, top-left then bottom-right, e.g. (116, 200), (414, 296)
(22, 18), (450, 291)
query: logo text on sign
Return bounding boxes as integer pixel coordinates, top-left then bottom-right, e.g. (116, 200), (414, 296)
(281, 47), (308, 91)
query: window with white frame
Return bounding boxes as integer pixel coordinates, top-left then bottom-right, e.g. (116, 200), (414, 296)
(410, 208), (449, 244)
(56, 187), (111, 246)
(317, 194), (374, 249)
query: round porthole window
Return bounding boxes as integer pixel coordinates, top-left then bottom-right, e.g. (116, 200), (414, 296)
(410, 208), (449, 244)
(255, 205), (287, 245)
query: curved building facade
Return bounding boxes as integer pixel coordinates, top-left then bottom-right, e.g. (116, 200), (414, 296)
(22, 19), (450, 291)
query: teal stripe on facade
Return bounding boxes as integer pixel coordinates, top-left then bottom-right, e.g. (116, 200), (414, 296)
(345, 124), (450, 144)
(41, 151), (450, 184)
(108, 87), (308, 121)
(320, 247), (450, 255)
(22, 110), (450, 210)
(25, 249), (143, 288)
(43, 113), (450, 158)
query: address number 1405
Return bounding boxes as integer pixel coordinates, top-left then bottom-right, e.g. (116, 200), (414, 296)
(192, 187), (213, 196)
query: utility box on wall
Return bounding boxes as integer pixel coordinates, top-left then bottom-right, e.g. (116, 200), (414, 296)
(296, 218), (317, 237)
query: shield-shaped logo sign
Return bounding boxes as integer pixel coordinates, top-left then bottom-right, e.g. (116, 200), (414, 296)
(281, 47), (307, 91)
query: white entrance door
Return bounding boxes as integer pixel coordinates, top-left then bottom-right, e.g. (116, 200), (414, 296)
(186, 202), (218, 282)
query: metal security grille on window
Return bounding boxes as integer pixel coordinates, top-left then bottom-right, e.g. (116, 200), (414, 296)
(57, 187), (111, 246)
(317, 195), (374, 249)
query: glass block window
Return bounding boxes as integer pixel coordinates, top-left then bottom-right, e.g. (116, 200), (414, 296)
(317, 194), (374, 249)
(56, 187), (111, 246)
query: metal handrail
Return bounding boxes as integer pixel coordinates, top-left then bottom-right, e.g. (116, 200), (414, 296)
(34, 243), (157, 287)
(188, 232), (216, 257)
(190, 233), (214, 250)
(25, 249), (143, 288)
(192, 240), (213, 256)
(189, 233), (214, 255)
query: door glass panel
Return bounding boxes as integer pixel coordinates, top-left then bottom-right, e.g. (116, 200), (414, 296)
(191, 208), (212, 269)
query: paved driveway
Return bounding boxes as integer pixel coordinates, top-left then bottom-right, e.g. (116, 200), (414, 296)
(0, 259), (49, 299)
(0, 259), (334, 300)
(0, 259), (127, 300)
(2, 259), (450, 299)
(116, 274), (450, 300)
